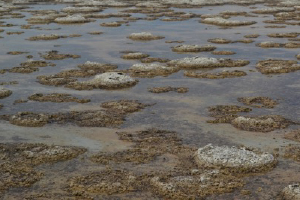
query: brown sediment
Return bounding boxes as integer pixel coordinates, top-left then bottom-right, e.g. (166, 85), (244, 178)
(28, 93), (90, 103)
(27, 34), (67, 41)
(256, 59), (300, 74)
(121, 52), (149, 59)
(140, 57), (170, 63)
(207, 105), (252, 124)
(244, 34), (260, 38)
(171, 44), (216, 52)
(237, 97), (278, 108)
(0, 88), (12, 99)
(0, 143), (86, 194)
(7, 51), (28, 55)
(267, 32), (300, 38)
(184, 70), (247, 79)
(231, 115), (291, 132)
(100, 22), (122, 27)
(148, 86), (188, 93)
(284, 145), (300, 162)
(40, 50), (80, 60)
(208, 38), (232, 44)
(211, 51), (236, 55)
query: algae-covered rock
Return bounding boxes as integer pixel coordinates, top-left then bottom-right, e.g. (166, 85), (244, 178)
(66, 72), (138, 90)
(208, 38), (232, 44)
(127, 32), (165, 41)
(40, 50), (80, 60)
(0, 88), (12, 99)
(231, 115), (291, 132)
(148, 86), (188, 93)
(9, 112), (49, 127)
(281, 184), (300, 200)
(27, 34), (65, 41)
(54, 14), (91, 24)
(28, 93), (90, 103)
(237, 97), (278, 108)
(69, 170), (136, 196)
(62, 6), (101, 13)
(201, 17), (256, 26)
(121, 52), (149, 59)
(129, 63), (179, 77)
(101, 100), (150, 113)
(194, 144), (275, 173)
(184, 70), (246, 79)
(168, 57), (249, 69)
(77, 61), (117, 72)
(256, 59), (300, 74)
(172, 44), (216, 52)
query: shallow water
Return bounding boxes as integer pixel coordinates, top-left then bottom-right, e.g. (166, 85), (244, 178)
(1, 1), (300, 199)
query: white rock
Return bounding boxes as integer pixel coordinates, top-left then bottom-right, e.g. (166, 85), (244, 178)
(194, 144), (275, 171)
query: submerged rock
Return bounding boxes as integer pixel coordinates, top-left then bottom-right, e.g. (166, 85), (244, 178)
(194, 144), (276, 173)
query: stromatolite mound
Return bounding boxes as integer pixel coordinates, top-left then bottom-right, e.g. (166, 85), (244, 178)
(194, 144), (276, 173)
